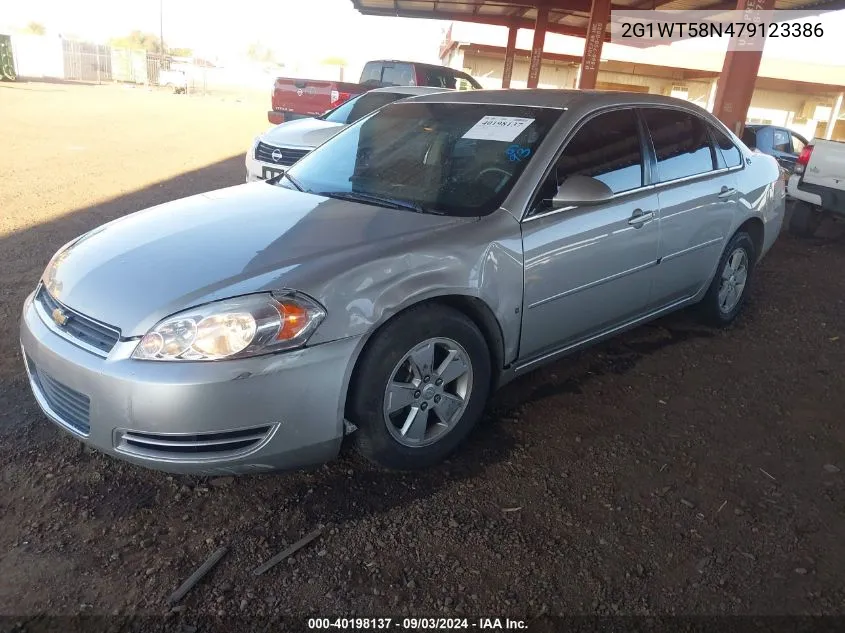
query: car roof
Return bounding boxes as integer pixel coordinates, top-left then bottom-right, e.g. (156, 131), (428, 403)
(403, 88), (712, 111)
(368, 85), (454, 96)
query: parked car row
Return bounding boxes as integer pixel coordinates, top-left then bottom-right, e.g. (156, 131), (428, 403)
(21, 88), (785, 476)
(246, 86), (448, 183)
(268, 59), (482, 124)
(742, 124), (809, 174)
(741, 123), (844, 236)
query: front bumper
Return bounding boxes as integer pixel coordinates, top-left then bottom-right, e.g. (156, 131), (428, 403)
(244, 154), (285, 183)
(20, 292), (360, 475)
(787, 174), (845, 217)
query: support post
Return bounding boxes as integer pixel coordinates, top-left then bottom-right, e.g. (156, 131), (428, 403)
(825, 92), (843, 140)
(578, 0), (611, 90)
(711, 0), (775, 135)
(527, 7), (548, 89)
(502, 25), (518, 89)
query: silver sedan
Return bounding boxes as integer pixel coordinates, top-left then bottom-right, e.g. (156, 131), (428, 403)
(20, 90), (785, 474)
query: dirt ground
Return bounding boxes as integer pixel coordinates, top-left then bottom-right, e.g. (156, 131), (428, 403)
(1, 80), (844, 629)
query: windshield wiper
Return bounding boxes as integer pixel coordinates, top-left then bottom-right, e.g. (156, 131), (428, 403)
(279, 171), (305, 191)
(316, 190), (437, 214)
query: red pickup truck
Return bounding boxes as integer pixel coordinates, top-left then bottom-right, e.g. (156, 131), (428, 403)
(268, 60), (483, 124)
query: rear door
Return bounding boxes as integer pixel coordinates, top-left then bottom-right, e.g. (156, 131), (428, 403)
(641, 107), (741, 307)
(519, 108), (660, 360)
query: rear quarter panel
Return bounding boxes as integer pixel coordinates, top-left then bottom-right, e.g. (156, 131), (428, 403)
(735, 152), (785, 261)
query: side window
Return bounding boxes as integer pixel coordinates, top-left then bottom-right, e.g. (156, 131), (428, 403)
(711, 125), (743, 169)
(420, 67), (456, 89)
(772, 128), (791, 153)
(642, 108), (716, 182)
(791, 133), (806, 154)
(326, 92), (404, 125)
(535, 109), (644, 209)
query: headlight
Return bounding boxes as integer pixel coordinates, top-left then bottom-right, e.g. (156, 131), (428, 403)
(132, 292), (326, 361)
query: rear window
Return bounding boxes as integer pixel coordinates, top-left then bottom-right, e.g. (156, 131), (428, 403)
(321, 92), (409, 125)
(360, 62), (383, 84)
(642, 108), (715, 182)
(380, 63), (415, 86)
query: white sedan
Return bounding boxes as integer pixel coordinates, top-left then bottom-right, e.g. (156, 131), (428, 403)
(245, 86), (449, 182)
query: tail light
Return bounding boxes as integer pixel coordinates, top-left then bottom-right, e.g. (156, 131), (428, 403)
(794, 145), (814, 175)
(330, 89), (351, 107)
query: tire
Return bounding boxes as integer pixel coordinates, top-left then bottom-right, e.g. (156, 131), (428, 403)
(348, 304), (492, 470)
(698, 231), (756, 327)
(789, 201), (823, 238)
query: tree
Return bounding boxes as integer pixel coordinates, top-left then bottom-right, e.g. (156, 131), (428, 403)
(109, 31), (163, 53)
(320, 56), (347, 66)
(169, 47), (193, 58)
(24, 22), (46, 35)
(246, 41), (275, 64)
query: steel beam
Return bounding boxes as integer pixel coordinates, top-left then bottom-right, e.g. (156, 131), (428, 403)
(578, 0), (611, 89)
(527, 7), (549, 88)
(711, 0), (776, 134)
(502, 26), (518, 88)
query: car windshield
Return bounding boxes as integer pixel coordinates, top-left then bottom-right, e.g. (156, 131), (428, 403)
(281, 101), (561, 216)
(319, 91), (411, 125)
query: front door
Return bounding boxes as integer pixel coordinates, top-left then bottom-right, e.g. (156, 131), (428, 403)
(519, 108), (660, 361)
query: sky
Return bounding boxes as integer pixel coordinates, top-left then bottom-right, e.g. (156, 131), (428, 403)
(0, 0), (448, 67)
(2, 0), (843, 68)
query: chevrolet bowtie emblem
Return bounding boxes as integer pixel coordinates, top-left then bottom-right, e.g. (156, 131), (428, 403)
(51, 307), (69, 327)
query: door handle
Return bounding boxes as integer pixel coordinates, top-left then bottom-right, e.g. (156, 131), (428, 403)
(628, 209), (654, 227)
(718, 186), (737, 198)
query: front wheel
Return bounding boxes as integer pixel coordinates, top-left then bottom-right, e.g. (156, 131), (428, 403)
(348, 304), (492, 470)
(698, 231), (756, 327)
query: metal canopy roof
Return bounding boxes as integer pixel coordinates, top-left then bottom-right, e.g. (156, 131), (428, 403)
(351, 0), (845, 38)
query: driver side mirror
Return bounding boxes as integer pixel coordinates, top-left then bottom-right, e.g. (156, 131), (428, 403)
(551, 175), (614, 209)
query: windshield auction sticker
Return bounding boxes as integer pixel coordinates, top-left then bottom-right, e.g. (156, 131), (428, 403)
(462, 116), (535, 142)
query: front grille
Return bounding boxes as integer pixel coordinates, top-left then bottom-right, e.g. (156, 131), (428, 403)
(254, 142), (310, 167)
(115, 425), (276, 461)
(26, 355), (91, 435)
(36, 286), (120, 356)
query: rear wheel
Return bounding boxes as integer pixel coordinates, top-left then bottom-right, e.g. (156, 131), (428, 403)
(349, 304), (492, 470)
(789, 201), (824, 237)
(698, 231), (755, 327)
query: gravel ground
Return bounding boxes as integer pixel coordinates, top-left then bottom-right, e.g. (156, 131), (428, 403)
(1, 80), (845, 630)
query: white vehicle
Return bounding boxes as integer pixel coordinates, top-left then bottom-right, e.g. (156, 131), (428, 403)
(245, 86), (448, 182)
(159, 69), (188, 94)
(787, 138), (845, 236)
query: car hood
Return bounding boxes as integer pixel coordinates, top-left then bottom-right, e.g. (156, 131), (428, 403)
(43, 183), (465, 336)
(259, 117), (345, 149)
